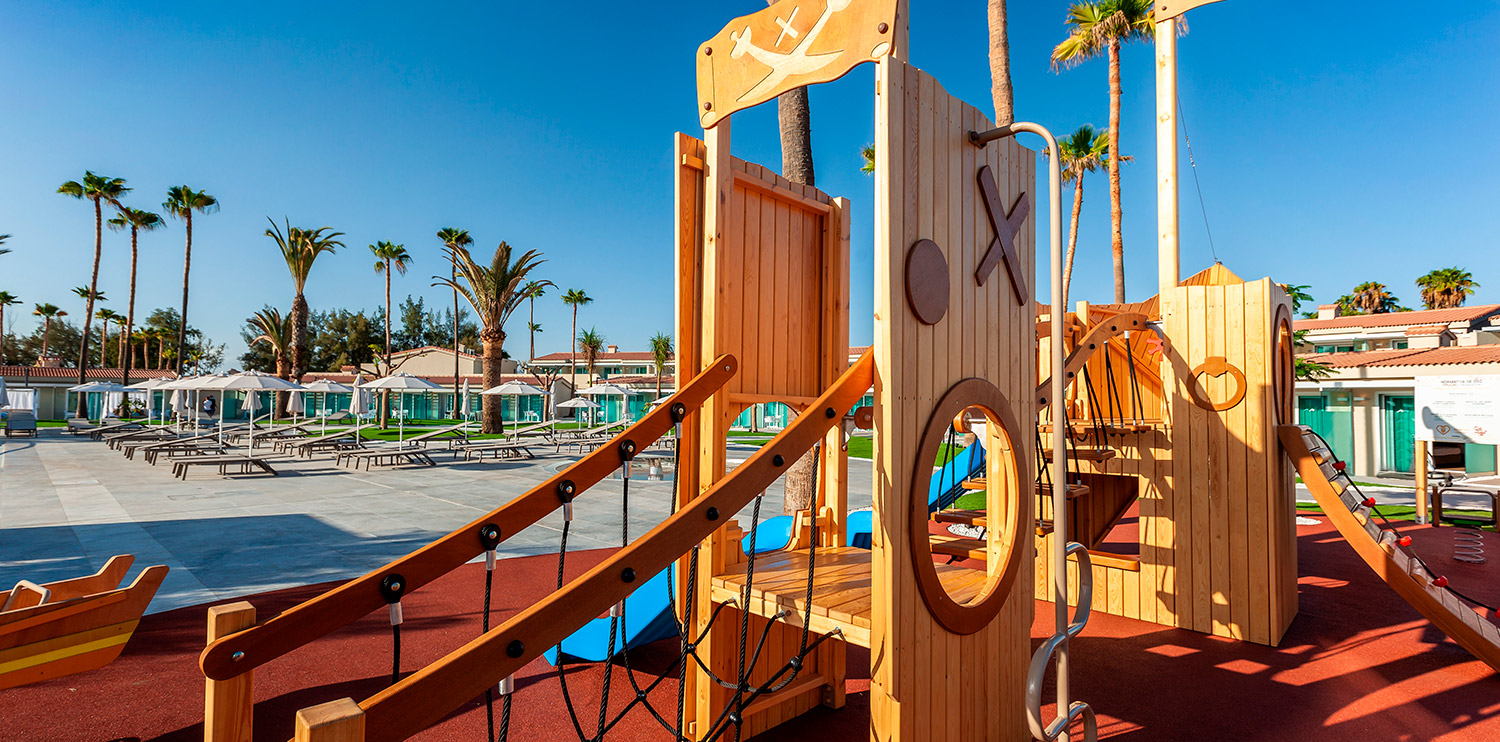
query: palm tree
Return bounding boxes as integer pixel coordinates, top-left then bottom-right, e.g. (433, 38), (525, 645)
(648, 332), (673, 399)
(522, 280), (554, 362)
(71, 286), (106, 369)
(433, 241), (546, 433)
(1416, 268), (1480, 310)
(0, 234), (10, 256)
(860, 145), (875, 175)
(1056, 125), (1110, 307)
(1052, 0), (1155, 303)
(33, 303), (66, 359)
(162, 186), (219, 374)
(0, 291), (19, 364)
(370, 241), (412, 428)
(1351, 282), (1402, 314)
(437, 227), (474, 419)
(107, 206), (165, 387)
(988, 0), (1014, 125)
(1278, 283), (1314, 315)
(59, 171), (130, 413)
(247, 308), (292, 380)
(266, 219), (344, 381)
(562, 289), (592, 386)
(369, 241), (412, 368)
(95, 308), (122, 366)
(577, 328), (605, 382)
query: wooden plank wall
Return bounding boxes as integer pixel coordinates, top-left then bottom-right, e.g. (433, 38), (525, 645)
(1033, 278), (1297, 646)
(675, 127), (853, 738)
(871, 57), (1034, 742)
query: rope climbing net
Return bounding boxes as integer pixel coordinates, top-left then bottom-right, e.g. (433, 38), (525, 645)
(375, 407), (843, 742)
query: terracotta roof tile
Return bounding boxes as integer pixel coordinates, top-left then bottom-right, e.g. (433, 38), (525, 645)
(0, 366), (176, 381)
(1295, 304), (1500, 332)
(1302, 346), (1500, 368)
(1404, 325), (1451, 337)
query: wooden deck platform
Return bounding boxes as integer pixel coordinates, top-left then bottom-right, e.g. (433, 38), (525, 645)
(710, 547), (987, 649)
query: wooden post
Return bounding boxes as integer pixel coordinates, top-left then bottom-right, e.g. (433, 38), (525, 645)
(204, 602), (256, 742)
(293, 698), (364, 742)
(1155, 17), (1180, 294)
(1415, 439), (1429, 524)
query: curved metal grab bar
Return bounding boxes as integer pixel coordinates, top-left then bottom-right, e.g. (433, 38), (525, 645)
(1026, 542), (1096, 742)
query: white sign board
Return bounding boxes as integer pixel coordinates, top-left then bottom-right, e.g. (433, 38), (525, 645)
(1415, 375), (1500, 445)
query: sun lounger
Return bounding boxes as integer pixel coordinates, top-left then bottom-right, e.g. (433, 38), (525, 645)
(103, 427), (176, 449)
(287, 425), (371, 458)
(505, 419), (558, 439)
(122, 429), (217, 460)
(335, 444), (436, 470)
(65, 417), (97, 435)
(401, 422), (475, 449)
(455, 440), (538, 462)
(3, 411), (37, 438)
(145, 442), (226, 466)
(170, 455), (278, 480)
(88, 420), (144, 440)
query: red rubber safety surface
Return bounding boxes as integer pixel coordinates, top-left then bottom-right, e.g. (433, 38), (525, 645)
(5, 517), (1500, 741)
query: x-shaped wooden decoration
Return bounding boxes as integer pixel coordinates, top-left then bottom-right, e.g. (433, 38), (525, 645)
(974, 165), (1030, 304)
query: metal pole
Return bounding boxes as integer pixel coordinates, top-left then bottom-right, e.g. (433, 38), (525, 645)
(1156, 17), (1180, 294)
(973, 120), (1070, 739)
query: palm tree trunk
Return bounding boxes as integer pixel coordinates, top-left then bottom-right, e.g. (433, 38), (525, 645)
(1063, 177), (1085, 308)
(987, 0), (1014, 126)
(289, 293), (309, 380)
(177, 212), (193, 375)
(99, 323), (108, 367)
(124, 226), (138, 388)
(656, 369), (663, 399)
(480, 332), (505, 434)
(528, 295), (536, 363)
(1107, 39), (1125, 304)
(381, 262), (392, 429)
(0, 305), (6, 364)
(452, 262), (460, 420)
(570, 308), (579, 391)
(42, 318), (51, 359)
(76, 198), (103, 418)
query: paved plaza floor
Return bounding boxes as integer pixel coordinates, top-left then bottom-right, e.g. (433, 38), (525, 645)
(0, 431), (874, 614)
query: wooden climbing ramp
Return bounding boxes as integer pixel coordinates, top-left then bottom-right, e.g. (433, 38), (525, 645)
(1280, 424), (1500, 672)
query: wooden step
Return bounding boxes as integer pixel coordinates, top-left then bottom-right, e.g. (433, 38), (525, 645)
(932, 509), (986, 527)
(1036, 519), (1054, 536)
(1039, 419), (1167, 434)
(956, 479), (1092, 500)
(929, 535), (988, 561)
(1042, 447), (1117, 463)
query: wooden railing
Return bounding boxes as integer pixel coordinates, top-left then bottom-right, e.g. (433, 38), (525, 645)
(293, 350), (876, 742)
(199, 355), (739, 740)
(1034, 312), (1148, 407)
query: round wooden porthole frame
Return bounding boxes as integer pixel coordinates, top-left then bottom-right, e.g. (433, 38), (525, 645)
(1189, 356), (1248, 412)
(908, 378), (1029, 635)
(1273, 303), (1294, 425)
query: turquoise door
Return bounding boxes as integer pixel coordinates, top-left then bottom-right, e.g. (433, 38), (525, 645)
(1381, 395), (1415, 473)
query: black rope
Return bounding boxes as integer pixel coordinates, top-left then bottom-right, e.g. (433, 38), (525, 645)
(390, 622), (401, 686)
(484, 560), (496, 742)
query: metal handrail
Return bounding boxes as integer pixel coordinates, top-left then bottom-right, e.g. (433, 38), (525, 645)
(1026, 542), (1097, 742)
(2, 580), (52, 612)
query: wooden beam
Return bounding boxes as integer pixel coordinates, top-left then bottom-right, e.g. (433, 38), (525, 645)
(204, 602), (255, 742)
(294, 698), (364, 742)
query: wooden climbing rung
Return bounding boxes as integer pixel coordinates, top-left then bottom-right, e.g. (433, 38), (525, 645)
(929, 535), (988, 561)
(932, 509), (986, 527)
(1039, 419), (1167, 434)
(1042, 447), (1117, 463)
(957, 479), (1091, 500)
(1036, 519), (1054, 536)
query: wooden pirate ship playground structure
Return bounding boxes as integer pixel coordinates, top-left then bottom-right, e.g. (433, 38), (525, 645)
(173, 1), (1500, 741)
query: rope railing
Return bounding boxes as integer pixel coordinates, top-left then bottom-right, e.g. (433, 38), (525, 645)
(198, 355), (739, 682)
(342, 351), (875, 742)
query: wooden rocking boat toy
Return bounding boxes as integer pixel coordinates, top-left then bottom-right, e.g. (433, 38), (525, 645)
(0, 555), (168, 690)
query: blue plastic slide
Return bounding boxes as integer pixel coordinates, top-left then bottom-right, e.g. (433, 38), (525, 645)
(543, 566), (679, 665)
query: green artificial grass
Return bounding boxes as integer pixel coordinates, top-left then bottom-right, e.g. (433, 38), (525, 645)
(1295, 500), (1494, 527)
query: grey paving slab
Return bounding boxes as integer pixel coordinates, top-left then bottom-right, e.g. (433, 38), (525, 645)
(0, 430), (872, 615)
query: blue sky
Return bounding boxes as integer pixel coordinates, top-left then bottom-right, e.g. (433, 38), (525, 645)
(2, 1), (1498, 364)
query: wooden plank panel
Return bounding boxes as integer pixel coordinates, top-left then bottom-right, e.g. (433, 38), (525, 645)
(1226, 282), (1249, 640)
(1243, 282), (1270, 645)
(1189, 285), (1212, 633)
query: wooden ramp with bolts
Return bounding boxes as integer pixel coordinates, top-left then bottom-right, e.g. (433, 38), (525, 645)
(1280, 424), (1500, 672)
